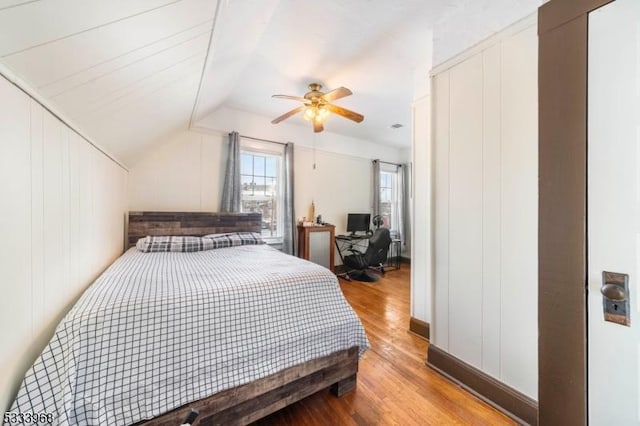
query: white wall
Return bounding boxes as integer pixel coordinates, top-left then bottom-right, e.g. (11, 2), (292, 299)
(413, 60), (432, 102)
(0, 75), (128, 414)
(129, 129), (225, 212)
(398, 148), (412, 167)
(128, 126), (376, 233)
(128, 125), (381, 265)
(195, 106), (402, 163)
(294, 147), (372, 240)
(411, 96), (430, 324)
(410, 54), (433, 325)
(431, 17), (538, 399)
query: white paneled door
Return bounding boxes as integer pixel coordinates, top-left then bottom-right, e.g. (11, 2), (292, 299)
(588, 0), (640, 423)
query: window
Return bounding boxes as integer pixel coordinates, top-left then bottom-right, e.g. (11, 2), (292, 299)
(240, 150), (283, 241)
(379, 170), (398, 231)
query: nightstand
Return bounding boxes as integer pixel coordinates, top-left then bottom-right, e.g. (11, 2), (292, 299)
(297, 224), (335, 272)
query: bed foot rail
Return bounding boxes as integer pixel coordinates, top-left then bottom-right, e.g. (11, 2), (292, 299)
(138, 347), (359, 426)
(330, 373), (357, 397)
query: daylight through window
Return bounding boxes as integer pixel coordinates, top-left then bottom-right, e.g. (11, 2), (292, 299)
(240, 151), (282, 239)
(379, 170), (397, 231)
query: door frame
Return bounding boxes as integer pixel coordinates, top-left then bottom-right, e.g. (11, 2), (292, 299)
(538, 0), (614, 424)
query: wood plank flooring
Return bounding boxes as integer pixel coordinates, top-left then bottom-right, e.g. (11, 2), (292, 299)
(256, 267), (516, 425)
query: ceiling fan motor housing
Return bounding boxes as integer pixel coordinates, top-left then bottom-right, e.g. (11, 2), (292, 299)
(304, 83), (324, 101)
(271, 82), (364, 132)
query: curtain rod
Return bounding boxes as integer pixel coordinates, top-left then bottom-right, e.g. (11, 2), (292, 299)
(238, 137), (399, 164)
(240, 134), (287, 146)
(374, 159), (403, 167)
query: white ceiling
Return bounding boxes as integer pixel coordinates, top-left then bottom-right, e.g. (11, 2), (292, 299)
(0, 0), (464, 166)
(192, 0), (453, 149)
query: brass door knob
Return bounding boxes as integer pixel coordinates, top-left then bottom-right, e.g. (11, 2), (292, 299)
(601, 283), (627, 301)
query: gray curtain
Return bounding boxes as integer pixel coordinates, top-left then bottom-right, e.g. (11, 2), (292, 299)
(221, 131), (241, 212)
(372, 159), (381, 217)
(403, 162), (412, 252)
(396, 164), (406, 245)
(282, 143), (295, 255)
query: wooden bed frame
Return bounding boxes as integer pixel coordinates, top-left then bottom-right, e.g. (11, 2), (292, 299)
(127, 211), (263, 248)
(127, 212), (360, 426)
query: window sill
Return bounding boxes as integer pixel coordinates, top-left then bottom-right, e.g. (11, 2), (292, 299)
(263, 237), (284, 246)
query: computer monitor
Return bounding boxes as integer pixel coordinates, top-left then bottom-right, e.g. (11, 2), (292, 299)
(346, 213), (371, 234)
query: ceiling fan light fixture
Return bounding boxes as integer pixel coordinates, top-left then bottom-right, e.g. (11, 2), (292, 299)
(303, 108), (315, 121)
(302, 105), (330, 124)
(271, 83), (364, 132)
(317, 106), (330, 122)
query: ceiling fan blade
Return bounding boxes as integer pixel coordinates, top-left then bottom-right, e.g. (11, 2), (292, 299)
(272, 94), (308, 103)
(313, 120), (324, 133)
(325, 104), (364, 123)
(321, 87), (352, 102)
(271, 105), (306, 124)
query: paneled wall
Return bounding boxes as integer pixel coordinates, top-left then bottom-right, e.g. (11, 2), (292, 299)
(431, 18), (538, 399)
(128, 129), (379, 265)
(128, 130), (224, 212)
(411, 96), (431, 323)
(0, 75), (128, 413)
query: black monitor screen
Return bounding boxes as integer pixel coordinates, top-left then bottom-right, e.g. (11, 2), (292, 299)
(346, 213), (371, 234)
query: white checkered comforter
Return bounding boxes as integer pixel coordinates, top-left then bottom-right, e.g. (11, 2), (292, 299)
(7, 245), (369, 425)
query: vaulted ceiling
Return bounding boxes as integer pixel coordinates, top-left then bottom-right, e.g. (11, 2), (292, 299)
(0, 0), (513, 167)
(0, 0), (216, 165)
(192, 0), (449, 149)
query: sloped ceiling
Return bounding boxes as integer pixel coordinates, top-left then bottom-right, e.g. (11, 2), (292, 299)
(0, 0), (218, 165)
(0, 0), (513, 167)
(191, 0), (448, 150)
(432, 0), (544, 64)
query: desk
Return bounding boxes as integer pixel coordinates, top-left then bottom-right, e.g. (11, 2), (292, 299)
(335, 234), (401, 277)
(335, 234), (368, 265)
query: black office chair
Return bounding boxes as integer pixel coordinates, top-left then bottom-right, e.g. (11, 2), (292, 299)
(343, 228), (392, 282)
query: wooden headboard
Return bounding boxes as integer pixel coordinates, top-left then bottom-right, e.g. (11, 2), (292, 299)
(127, 211), (262, 248)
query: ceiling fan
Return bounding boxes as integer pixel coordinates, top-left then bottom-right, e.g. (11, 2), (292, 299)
(271, 83), (364, 133)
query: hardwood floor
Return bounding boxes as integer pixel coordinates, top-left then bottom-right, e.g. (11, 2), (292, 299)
(256, 266), (516, 425)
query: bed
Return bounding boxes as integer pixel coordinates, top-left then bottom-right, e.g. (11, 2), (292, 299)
(6, 212), (369, 426)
